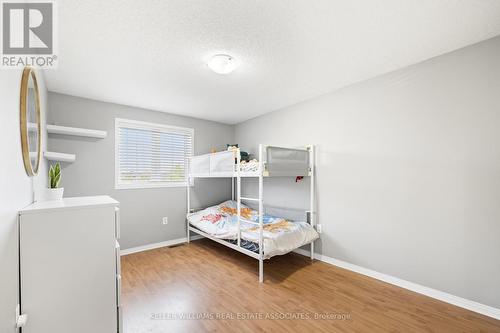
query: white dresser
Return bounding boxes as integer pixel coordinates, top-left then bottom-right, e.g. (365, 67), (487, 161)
(19, 196), (122, 333)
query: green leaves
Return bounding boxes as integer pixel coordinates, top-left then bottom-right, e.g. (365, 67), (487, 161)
(49, 162), (61, 189)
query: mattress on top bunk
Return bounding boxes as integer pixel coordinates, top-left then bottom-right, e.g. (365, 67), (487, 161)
(190, 151), (260, 175)
(187, 200), (319, 258)
(189, 148), (312, 177)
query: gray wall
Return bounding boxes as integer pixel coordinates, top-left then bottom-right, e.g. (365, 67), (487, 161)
(235, 36), (500, 308)
(0, 69), (48, 332)
(48, 93), (233, 249)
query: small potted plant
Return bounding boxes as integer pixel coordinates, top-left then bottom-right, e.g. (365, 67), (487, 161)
(45, 162), (64, 201)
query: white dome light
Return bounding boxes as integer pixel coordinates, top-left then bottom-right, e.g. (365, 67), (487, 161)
(207, 54), (238, 74)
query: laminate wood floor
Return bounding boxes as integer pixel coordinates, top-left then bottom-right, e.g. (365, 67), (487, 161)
(121, 239), (500, 333)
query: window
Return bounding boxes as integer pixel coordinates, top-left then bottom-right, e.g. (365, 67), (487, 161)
(115, 118), (193, 189)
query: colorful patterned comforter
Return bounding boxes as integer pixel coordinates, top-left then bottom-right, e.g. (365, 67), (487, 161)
(187, 200), (319, 258)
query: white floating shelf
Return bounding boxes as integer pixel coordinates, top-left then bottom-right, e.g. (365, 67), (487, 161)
(47, 125), (107, 139)
(44, 151), (76, 163)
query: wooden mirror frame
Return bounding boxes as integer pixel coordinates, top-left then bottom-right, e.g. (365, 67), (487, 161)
(20, 67), (42, 177)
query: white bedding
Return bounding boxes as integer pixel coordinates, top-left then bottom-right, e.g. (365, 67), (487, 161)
(239, 160), (259, 172)
(187, 200), (319, 258)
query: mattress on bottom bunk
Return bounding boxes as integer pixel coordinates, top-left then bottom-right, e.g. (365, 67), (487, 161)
(187, 200), (319, 258)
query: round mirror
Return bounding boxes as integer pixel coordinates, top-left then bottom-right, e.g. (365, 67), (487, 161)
(20, 67), (42, 177)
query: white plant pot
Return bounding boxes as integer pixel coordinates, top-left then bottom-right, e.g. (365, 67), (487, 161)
(36, 188), (64, 202)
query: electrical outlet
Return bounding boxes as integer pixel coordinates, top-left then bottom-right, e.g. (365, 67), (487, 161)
(316, 224), (322, 234)
(162, 217), (168, 225)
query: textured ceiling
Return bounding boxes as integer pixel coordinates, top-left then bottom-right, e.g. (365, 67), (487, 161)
(45, 0), (500, 124)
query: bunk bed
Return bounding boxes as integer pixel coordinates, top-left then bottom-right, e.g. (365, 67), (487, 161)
(186, 144), (318, 282)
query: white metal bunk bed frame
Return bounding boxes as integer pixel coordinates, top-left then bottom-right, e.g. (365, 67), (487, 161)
(186, 144), (315, 282)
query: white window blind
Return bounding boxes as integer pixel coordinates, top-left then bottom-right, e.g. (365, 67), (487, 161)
(115, 118), (193, 189)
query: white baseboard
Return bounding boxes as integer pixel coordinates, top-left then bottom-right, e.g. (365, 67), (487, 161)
(293, 248), (500, 320)
(120, 235), (203, 256)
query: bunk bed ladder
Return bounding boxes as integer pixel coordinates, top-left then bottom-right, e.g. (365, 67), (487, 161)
(236, 145), (264, 283)
(236, 149), (242, 249)
(258, 144), (264, 283)
(186, 158), (191, 244)
(308, 145), (315, 260)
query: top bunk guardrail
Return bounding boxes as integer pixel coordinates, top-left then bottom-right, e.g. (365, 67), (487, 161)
(189, 145), (312, 178)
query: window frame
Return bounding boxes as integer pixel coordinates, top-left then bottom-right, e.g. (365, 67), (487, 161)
(114, 118), (194, 190)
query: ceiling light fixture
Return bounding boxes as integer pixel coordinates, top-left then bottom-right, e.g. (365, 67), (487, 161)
(207, 54), (239, 74)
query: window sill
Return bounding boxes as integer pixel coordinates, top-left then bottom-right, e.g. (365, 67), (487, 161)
(115, 182), (191, 190)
